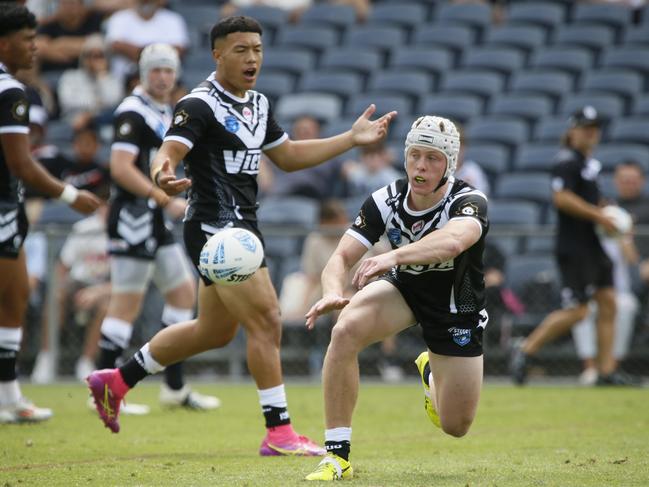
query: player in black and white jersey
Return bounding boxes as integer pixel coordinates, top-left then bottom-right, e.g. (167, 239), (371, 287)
(304, 116), (488, 481)
(510, 107), (636, 387)
(0, 4), (100, 424)
(87, 16), (396, 453)
(92, 43), (219, 414)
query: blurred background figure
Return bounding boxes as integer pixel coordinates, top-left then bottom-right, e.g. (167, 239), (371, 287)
(455, 127), (491, 196)
(341, 142), (400, 198)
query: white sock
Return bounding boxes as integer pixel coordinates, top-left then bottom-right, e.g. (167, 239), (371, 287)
(325, 427), (352, 443)
(137, 343), (165, 374)
(100, 317), (133, 349)
(0, 380), (21, 407)
(257, 384), (287, 408)
(161, 305), (193, 327)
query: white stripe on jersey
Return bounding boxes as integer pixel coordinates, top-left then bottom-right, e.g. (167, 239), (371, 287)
(346, 228), (372, 249)
(263, 132), (288, 150)
(449, 286), (457, 314)
(0, 76), (24, 95)
(114, 92), (171, 139)
(0, 126), (29, 134)
(111, 142), (139, 155)
(164, 135), (193, 149)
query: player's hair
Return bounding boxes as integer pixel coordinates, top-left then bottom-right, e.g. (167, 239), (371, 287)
(0, 3), (37, 37)
(209, 16), (263, 49)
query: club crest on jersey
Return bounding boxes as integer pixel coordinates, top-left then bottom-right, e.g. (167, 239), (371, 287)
(173, 109), (189, 127)
(119, 122), (131, 136)
(11, 101), (27, 122)
(225, 116), (240, 133)
(242, 106), (253, 121)
(456, 202), (478, 217)
(354, 210), (367, 229)
(448, 327), (471, 347)
(412, 220), (424, 233)
(387, 228), (402, 245)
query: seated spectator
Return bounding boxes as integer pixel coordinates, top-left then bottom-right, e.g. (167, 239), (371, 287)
(35, 0), (105, 72)
(57, 35), (124, 130)
(341, 142), (400, 198)
(104, 0), (189, 82)
(220, 0), (313, 23)
(615, 161), (649, 258)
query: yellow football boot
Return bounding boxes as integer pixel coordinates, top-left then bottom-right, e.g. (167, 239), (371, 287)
(305, 453), (353, 481)
(414, 351), (441, 428)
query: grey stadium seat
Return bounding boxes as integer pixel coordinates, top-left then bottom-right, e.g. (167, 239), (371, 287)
(465, 118), (529, 148)
(593, 144), (649, 172)
(253, 72), (294, 101)
(530, 47), (594, 76)
(558, 93), (624, 121)
(632, 96), (649, 116)
(489, 200), (543, 228)
(440, 71), (505, 100)
(509, 70), (574, 101)
(533, 116), (571, 142)
(434, 2), (492, 34)
(367, 70), (432, 100)
(412, 24), (475, 56)
(238, 6), (289, 39)
(573, 3), (632, 32)
(464, 143), (510, 175)
(460, 46), (525, 76)
(346, 93), (412, 119)
(275, 93), (342, 123)
(388, 47), (453, 78)
(488, 94), (553, 123)
(513, 143), (559, 172)
(608, 118), (649, 145)
(623, 27), (649, 47)
(319, 48), (382, 76)
(507, 2), (565, 31)
(300, 4), (357, 30)
(495, 172), (552, 204)
(483, 25), (547, 54)
(263, 48), (315, 76)
(367, 3), (428, 30)
(298, 71), (363, 100)
(421, 94), (483, 124)
(581, 70), (643, 101)
(505, 253), (558, 297)
(274, 26), (338, 53)
(552, 24), (615, 54)
(601, 47), (649, 75)
(343, 26), (407, 53)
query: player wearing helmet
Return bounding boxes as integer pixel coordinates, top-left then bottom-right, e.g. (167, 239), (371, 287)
(304, 115), (488, 481)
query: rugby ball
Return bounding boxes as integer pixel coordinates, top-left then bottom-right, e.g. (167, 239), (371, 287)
(599, 205), (633, 238)
(198, 228), (264, 285)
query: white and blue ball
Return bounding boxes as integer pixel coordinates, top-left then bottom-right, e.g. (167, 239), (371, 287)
(199, 228), (264, 286)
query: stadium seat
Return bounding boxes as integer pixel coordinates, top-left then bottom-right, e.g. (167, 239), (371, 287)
(558, 93), (624, 121)
(488, 94), (553, 123)
(593, 144), (649, 172)
(274, 26), (338, 53)
(623, 27), (649, 47)
(513, 143), (559, 172)
(440, 71), (506, 100)
(390, 117), (418, 143)
(319, 47), (382, 76)
(176, 5), (219, 40)
(254, 72), (295, 102)
(346, 93), (412, 119)
(489, 200), (543, 228)
(343, 26), (407, 53)
(524, 235), (555, 255)
(263, 48), (315, 76)
(530, 47), (594, 76)
(300, 4), (357, 30)
(466, 118), (529, 149)
(412, 24), (475, 57)
(298, 71), (363, 100)
(632, 96), (649, 116)
(608, 118), (649, 145)
(388, 47), (453, 78)
(258, 196), (319, 229)
(483, 25), (547, 54)
(507, 2), (565, 31)
(421, 94), (483, 124)
(460, 47), (525, 76)
(275, 93), (342, 123)
(238, 6), (289, 40)
(601, 47), (649, 75)
(368, 70), (432, 100)
(552, 24), (615, 54)
(581, 70), (642, 102)
(367, 3), (428, 30)
(434, 2), (492, 35)
(495, 172), (552, 204)
(486, 234), (522, 257)
(572, 3), (632, 33)
(464, 143), (510, 175)
(321, 116), (359, 139)
(342, 195), (368, 221)
(505, 253), (558, 297)
(509, 70), (574, 101)
(533, 116), (571, 142)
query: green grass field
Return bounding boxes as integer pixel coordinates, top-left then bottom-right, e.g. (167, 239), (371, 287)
(1, 381), (647, 486)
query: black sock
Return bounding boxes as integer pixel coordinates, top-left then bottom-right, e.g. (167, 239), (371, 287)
(262, 405), (291, 428)
(423, 361), (431, 387)
(119, 351), (149, 388)
(97, 334), (123, 370)
(325, 441), (351, 461)
(164, 362), (184, 390)
(0, 347), (17, 381)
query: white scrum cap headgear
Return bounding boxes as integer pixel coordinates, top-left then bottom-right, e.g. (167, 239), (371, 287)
(139, 43), (180, 87)
(404, 115), (461, 188)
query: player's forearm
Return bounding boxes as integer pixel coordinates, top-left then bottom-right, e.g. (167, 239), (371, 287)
(150, 141), (186, 181)
(111, 159), (155, 198)
(320, 253), (352, 297)
(393, 223), (479, 266)
(275, 132), (354, 172)
(553, 190), (602, 223)
(17, 155), (66, 198)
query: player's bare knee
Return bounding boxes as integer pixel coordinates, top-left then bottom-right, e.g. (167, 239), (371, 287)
(440, 417), (472, 438)
(330, 322), (364, 353)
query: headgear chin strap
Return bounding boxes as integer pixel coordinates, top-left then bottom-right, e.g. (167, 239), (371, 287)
(139, 43), (180, 90)
(404, 116), (461, 192)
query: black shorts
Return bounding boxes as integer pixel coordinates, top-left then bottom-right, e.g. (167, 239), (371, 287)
(183, 220), (267, 286)
(107, 199), (175, 260)
(0, 202), (28, 259)
(557, 251), (613, 307)
(381, 274), (486, 357)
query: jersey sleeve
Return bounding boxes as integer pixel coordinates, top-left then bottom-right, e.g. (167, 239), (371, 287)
(347, 195), (386, 249)
(0, 87), (29, 135)
(112, 111), (146, 155)
(164, 97), (213, 150)
(262, 102), (287, 150)
(448, 192), (488, 235)
(551, 156), (580, 193)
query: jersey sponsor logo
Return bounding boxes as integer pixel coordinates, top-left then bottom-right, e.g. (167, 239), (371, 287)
(11, 100), (27, 122)
(448, 327), (471, 347)
(223, 149), (261, 175)
(173, 109), (189, 127)
(387, 227), (402, 245)
(412, 220), (424, 233)
(224, 115), (240, 133)
(242, 106), (253, 120)
(456, 202), (478, 217)
(399, 259), (453, 274)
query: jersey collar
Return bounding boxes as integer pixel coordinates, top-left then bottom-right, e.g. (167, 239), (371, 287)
(404, 177), (455, 216)
(208, 73), (250, 103)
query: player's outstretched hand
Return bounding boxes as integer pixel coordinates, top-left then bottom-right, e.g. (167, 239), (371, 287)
(157, 159), (191, 196)
(352, 252), (398, 289)
(71, 190), (101, 214)
(305, 294), (350, 330)
(350, 104), (397, 147)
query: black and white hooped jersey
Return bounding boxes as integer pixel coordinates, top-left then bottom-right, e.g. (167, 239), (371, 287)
(348, 177), (489, 320)
(0, 63), (29, 204)
(111, 86), (172, 203)
(164, 74), (287, 224)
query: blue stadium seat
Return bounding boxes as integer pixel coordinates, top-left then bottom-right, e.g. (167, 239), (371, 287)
(505, 253), (558, 297)
(593, 144), (649, 172)
(558, 93), (624, 120)
(530, 47), (594, 76)
(367, 70), (432, 100)
(601, 47), (649, 76)
(421, 94), (483, 124)
(460, 46), (525, 76)
(507, 2), (565, 31)
(367, 3), (428, 30)
(533, 116), (571, 142)
(608, 118), (649, 145)
(524, 235), (555, 255)
(388, 47), (453, 78)
(632, 96), (649, 116)
(464, 143), (510, 175)
(342, 195), (368, 221)
(346, 93), (412, 119)
(343, 26), (407, 53)
(513, 143), (559, 172)
(238, 6), (289, 40)
(440, 71), (506, 100)
(321, 117), (359, 139)
(488, 94), (553, 123)
(510, 70), (574, 101)
(466, 118), (529, 149)
(298, 71), (363, 100)
(254, 72), (295, 102)
(495, 172), (552, 204)
(489, 200), (543, 227)
(319, 48), (382, 76)
(573, 3), (632, 33)
(434, 2), (491, 35)
(390, 117), (417, 143)
(274, 26), (338, 53)
(176, 5), (218, 38)
(552, 24), (615, 54)
(623, 27), (649, 47)
(263, 48), (315, 76)
(581, 70), (643, 101)
(275, 93), (342, 123)
(483, 25), (547, 54)
(412, 24), (475, 56)
(300, 4), (357, 30)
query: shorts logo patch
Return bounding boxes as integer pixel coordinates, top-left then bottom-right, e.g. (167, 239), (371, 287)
(12, 101), (27, 122)
(173, 109), (189, 127)
(448, 327), (471, 347)
(225, 116), (240, 133)
(387, 228), (402, 245)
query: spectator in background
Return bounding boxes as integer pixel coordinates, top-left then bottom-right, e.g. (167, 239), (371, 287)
(220, 0), (313, 23)
(341, 141), (400, 198)
(58, 35), (124, 131)
(614, 160), (649, 258)
(35, 0), (104, 72)
(104, 0), (189, 82)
